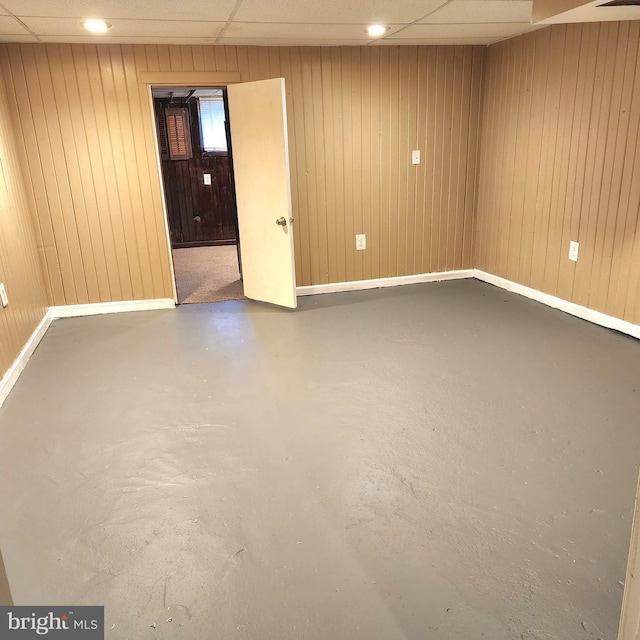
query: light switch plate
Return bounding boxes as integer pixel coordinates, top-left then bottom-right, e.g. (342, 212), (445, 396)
(0, 283), (8, 308)
(203, 173), (212, 185)
(569, 240), (579, 262)
(412, 150), (420, 165)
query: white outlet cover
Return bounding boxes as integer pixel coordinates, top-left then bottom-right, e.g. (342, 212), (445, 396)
(0, 283), (7, 307)
(412, 150), (420, 165)
(569, 241), (579, 262)
(203, 173), (212, 185)
(356, 234), (366, 250)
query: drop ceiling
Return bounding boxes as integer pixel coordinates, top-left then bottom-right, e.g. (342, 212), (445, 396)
(0, 0), (637, 47)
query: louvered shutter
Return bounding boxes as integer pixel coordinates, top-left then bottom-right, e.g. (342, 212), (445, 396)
(165, 107), (192, 160)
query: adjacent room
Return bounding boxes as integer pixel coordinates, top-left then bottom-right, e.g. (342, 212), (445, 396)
(1, 1), (640, 639)
(152, 86), (245, 304)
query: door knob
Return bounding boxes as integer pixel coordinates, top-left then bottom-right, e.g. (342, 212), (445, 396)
(276, 217), (287, 226)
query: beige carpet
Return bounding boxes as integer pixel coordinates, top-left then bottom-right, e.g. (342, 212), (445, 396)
(172, 245), (245, 304)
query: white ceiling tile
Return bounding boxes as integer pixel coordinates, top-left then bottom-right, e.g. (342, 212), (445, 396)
(22, 17), (224, 38)
(0, 0), (549, 46)
(233, 0), (449, 25)
(218, 38), (372, 46)
(224, 22), (376, 41)
(537, 2), (640, 24)
(374, 37), (493, 45)
(0, 34), (40, 42)
(38, 35), (218, 44)
(424, 1), (533, 24)
(0, 15), (30, 35)
(2, 0), (237, 21)
(392, 22), (539, 39)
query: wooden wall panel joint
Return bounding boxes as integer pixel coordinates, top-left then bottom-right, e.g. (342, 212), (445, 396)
(139, 71), (242, 86)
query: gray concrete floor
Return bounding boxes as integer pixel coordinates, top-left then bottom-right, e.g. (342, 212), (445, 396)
(1, 280), (639, 640)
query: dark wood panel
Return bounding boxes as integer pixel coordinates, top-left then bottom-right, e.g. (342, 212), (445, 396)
(154, 97), (237, 247)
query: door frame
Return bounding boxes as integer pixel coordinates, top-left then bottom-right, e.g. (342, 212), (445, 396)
(140, 71), (241, 303)
(618, 471), (640, 639)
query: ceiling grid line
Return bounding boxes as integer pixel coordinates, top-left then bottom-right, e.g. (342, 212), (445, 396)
(214, 0), (247, 46)
(0, 0), (42, 42)
(0, 2), (637, 48)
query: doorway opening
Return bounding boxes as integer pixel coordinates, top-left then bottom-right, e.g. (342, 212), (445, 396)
(152, 86), (244, 304)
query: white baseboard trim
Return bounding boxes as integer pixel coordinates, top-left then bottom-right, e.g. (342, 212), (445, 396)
(0, 312), (53, 408)
(1, 298), (175, 407)
(474, 269), (640, 340)
(49, 298), (175, 318)
(297, 268), (640, 339)
(3, 275), (637, 408)
(1, 298), (176, 407)
(297, 269), (474, 296)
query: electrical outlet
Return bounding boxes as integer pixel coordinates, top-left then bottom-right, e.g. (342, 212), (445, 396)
(356, 234), (366, 251)
(203, 173), (212, 185)
(0, 283), (8, 308)
(569, 240), (579, 262)
(412, 150), (420, 165)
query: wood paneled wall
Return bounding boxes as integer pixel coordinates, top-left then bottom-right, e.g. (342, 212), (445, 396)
(155, 97), (237, 247)
(264, 46), (484, 285)
(0, 67), (48, 378)
(160, 151), (237, 246)
(0, 43), (484, 305)
(0, 44), (175, 305)
(476, 22), (640, 325)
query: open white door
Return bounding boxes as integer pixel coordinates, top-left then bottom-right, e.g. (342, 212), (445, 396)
(226, 78), (297, 309)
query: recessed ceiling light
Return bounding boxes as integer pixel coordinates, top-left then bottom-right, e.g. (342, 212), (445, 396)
(82, 19), (112, 33)
(367, 25), (387, 37)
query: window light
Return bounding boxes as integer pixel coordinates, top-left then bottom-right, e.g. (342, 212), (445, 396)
(199, 98), (228, 153)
